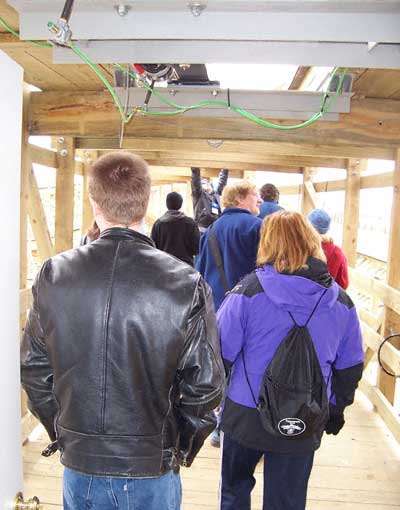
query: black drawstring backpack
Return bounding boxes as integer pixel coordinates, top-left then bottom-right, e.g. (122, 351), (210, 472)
(242, 288), (329, 439)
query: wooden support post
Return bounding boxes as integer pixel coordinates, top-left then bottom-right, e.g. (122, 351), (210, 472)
(55, 137), (76, 253)
(186, 182), (193, 218)
(342, 159), (363, 267)
(301, 167), (317, 217)
(378, 149), (400, 405)
(244, 170), (256, 182)
(81, 150), (97, 234)
(27, 168), (54, 262)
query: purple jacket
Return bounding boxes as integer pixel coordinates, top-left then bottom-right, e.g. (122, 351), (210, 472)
(217, 259), (364, 452)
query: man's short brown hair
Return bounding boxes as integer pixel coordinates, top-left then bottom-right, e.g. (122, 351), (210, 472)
(88, 152), (151, 225)
(260, 183), (279, 202)
(221, 181), (257, 209)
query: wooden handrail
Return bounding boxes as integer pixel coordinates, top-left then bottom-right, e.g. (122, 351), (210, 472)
(359, 380), (400, 444)
(349, 267), (400, 315)
(361, 322), (400, 376)
(280, 171), (393, 195)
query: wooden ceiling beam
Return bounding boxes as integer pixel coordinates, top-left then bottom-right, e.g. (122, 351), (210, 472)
(28, 92), (400, 160)
(289, 66), (312, 90)
(87, 150), (305, 172)
(96, 148), (344, 170)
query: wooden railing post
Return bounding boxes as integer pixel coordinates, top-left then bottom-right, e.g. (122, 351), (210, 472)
(55, 137), (76, 253)
(378, 149), (400, 405)
(342, 159), (363, 267)
(301, 167), (317, 217)
(81, 150), (97, 235)
(27, 168), (55, 261)
(185, 181), (193, 218)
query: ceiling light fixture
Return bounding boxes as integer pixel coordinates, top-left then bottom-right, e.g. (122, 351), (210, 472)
(207, 139), (224, 149)
(115, 4), (131, 17)
(188, 2), (207, 17)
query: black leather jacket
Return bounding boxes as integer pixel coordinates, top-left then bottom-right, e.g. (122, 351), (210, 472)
(21, 228), (224, 477)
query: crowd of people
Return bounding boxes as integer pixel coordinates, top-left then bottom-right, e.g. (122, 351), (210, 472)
(20, 153), (364, 510)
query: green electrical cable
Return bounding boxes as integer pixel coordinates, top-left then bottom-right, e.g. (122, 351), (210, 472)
(70, 42), (134, 124)
(114, 63), (346, 130)
(0, 16), (52, 48)
(0, 14), (347, 130)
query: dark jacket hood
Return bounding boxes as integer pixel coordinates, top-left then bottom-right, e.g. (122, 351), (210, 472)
(159, 210), (186, 223)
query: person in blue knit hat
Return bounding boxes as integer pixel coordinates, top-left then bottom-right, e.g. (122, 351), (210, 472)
(308, 209), (349, 289)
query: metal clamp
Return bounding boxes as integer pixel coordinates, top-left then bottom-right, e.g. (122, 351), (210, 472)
(14, 493), (43, 510)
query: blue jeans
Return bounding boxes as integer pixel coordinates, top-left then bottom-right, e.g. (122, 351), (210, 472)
(63, 467), (182, 510)
(221, 434), (314, 510)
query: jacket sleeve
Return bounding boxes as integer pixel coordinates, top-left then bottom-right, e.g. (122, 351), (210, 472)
(337, 251), (349, 290)
(177, 277), (224, 466)
(20, 266), (58, 441)
(216, 168), (229, 196)
(191, 167), (202, 200)
(331, 303), (364, 412)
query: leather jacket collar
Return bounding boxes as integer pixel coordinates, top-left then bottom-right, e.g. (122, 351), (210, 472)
(100, 227), (154, 247)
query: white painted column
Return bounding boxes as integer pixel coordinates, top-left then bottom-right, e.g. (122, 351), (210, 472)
(0, 50), (24, 508)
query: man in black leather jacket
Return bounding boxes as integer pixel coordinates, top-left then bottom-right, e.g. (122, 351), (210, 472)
(21, 152), (224, 510)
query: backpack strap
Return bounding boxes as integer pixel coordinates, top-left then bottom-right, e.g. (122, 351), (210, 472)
(242, 287), (328, 408)
(241, 350), (259, 408)
(289, 288), (328, 327)
(208, 224), (230, 294)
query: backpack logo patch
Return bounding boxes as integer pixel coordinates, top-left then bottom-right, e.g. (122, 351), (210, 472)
(278, 418), (306, 436)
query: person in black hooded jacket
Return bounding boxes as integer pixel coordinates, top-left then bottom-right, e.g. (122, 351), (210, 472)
(151, 191), (200, 266)
(191, 167), (229, 231)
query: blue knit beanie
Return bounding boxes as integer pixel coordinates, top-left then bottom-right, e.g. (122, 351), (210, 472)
(308, 209), (331, 234)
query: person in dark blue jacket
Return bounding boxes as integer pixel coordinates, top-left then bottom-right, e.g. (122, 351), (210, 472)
(217, 210), (364, 510)
(258, 182), (284, 219)
(196, 180), (262, 311)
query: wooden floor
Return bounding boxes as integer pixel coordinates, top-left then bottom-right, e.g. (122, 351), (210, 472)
(23, 392), (400, 509)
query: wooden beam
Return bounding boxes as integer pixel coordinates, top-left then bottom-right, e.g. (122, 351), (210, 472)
(360, 171), (394, 189)
(348, 267), (400, 316)
(27, 168), (55, 262)
(20, 288), (33, 317)
(342, 159), (363, 267)
(90, 153), (305, 173)
(120, 137), (368, 161)
(359, 380), (400, 444)
(185, 182), (193, 217)
(29, 92), (400, 159)
(386, 149), (400, 297)
(55, 137), (76, 253)
(81, 150), (96, 235)
(379, 148), (400, 405)
(289, 66), (312, 90)
(361, 323), (400, 376)
(29, 144), (58, 169)
(90, 146), (343, 170)
(151, 174), (191, 182)
(280, 171), (394, 195)
(304, 180), (318, 209)
(301, 167), (317, 216)
(137, 156), (308, 172)
(358, 307), (383, 332)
